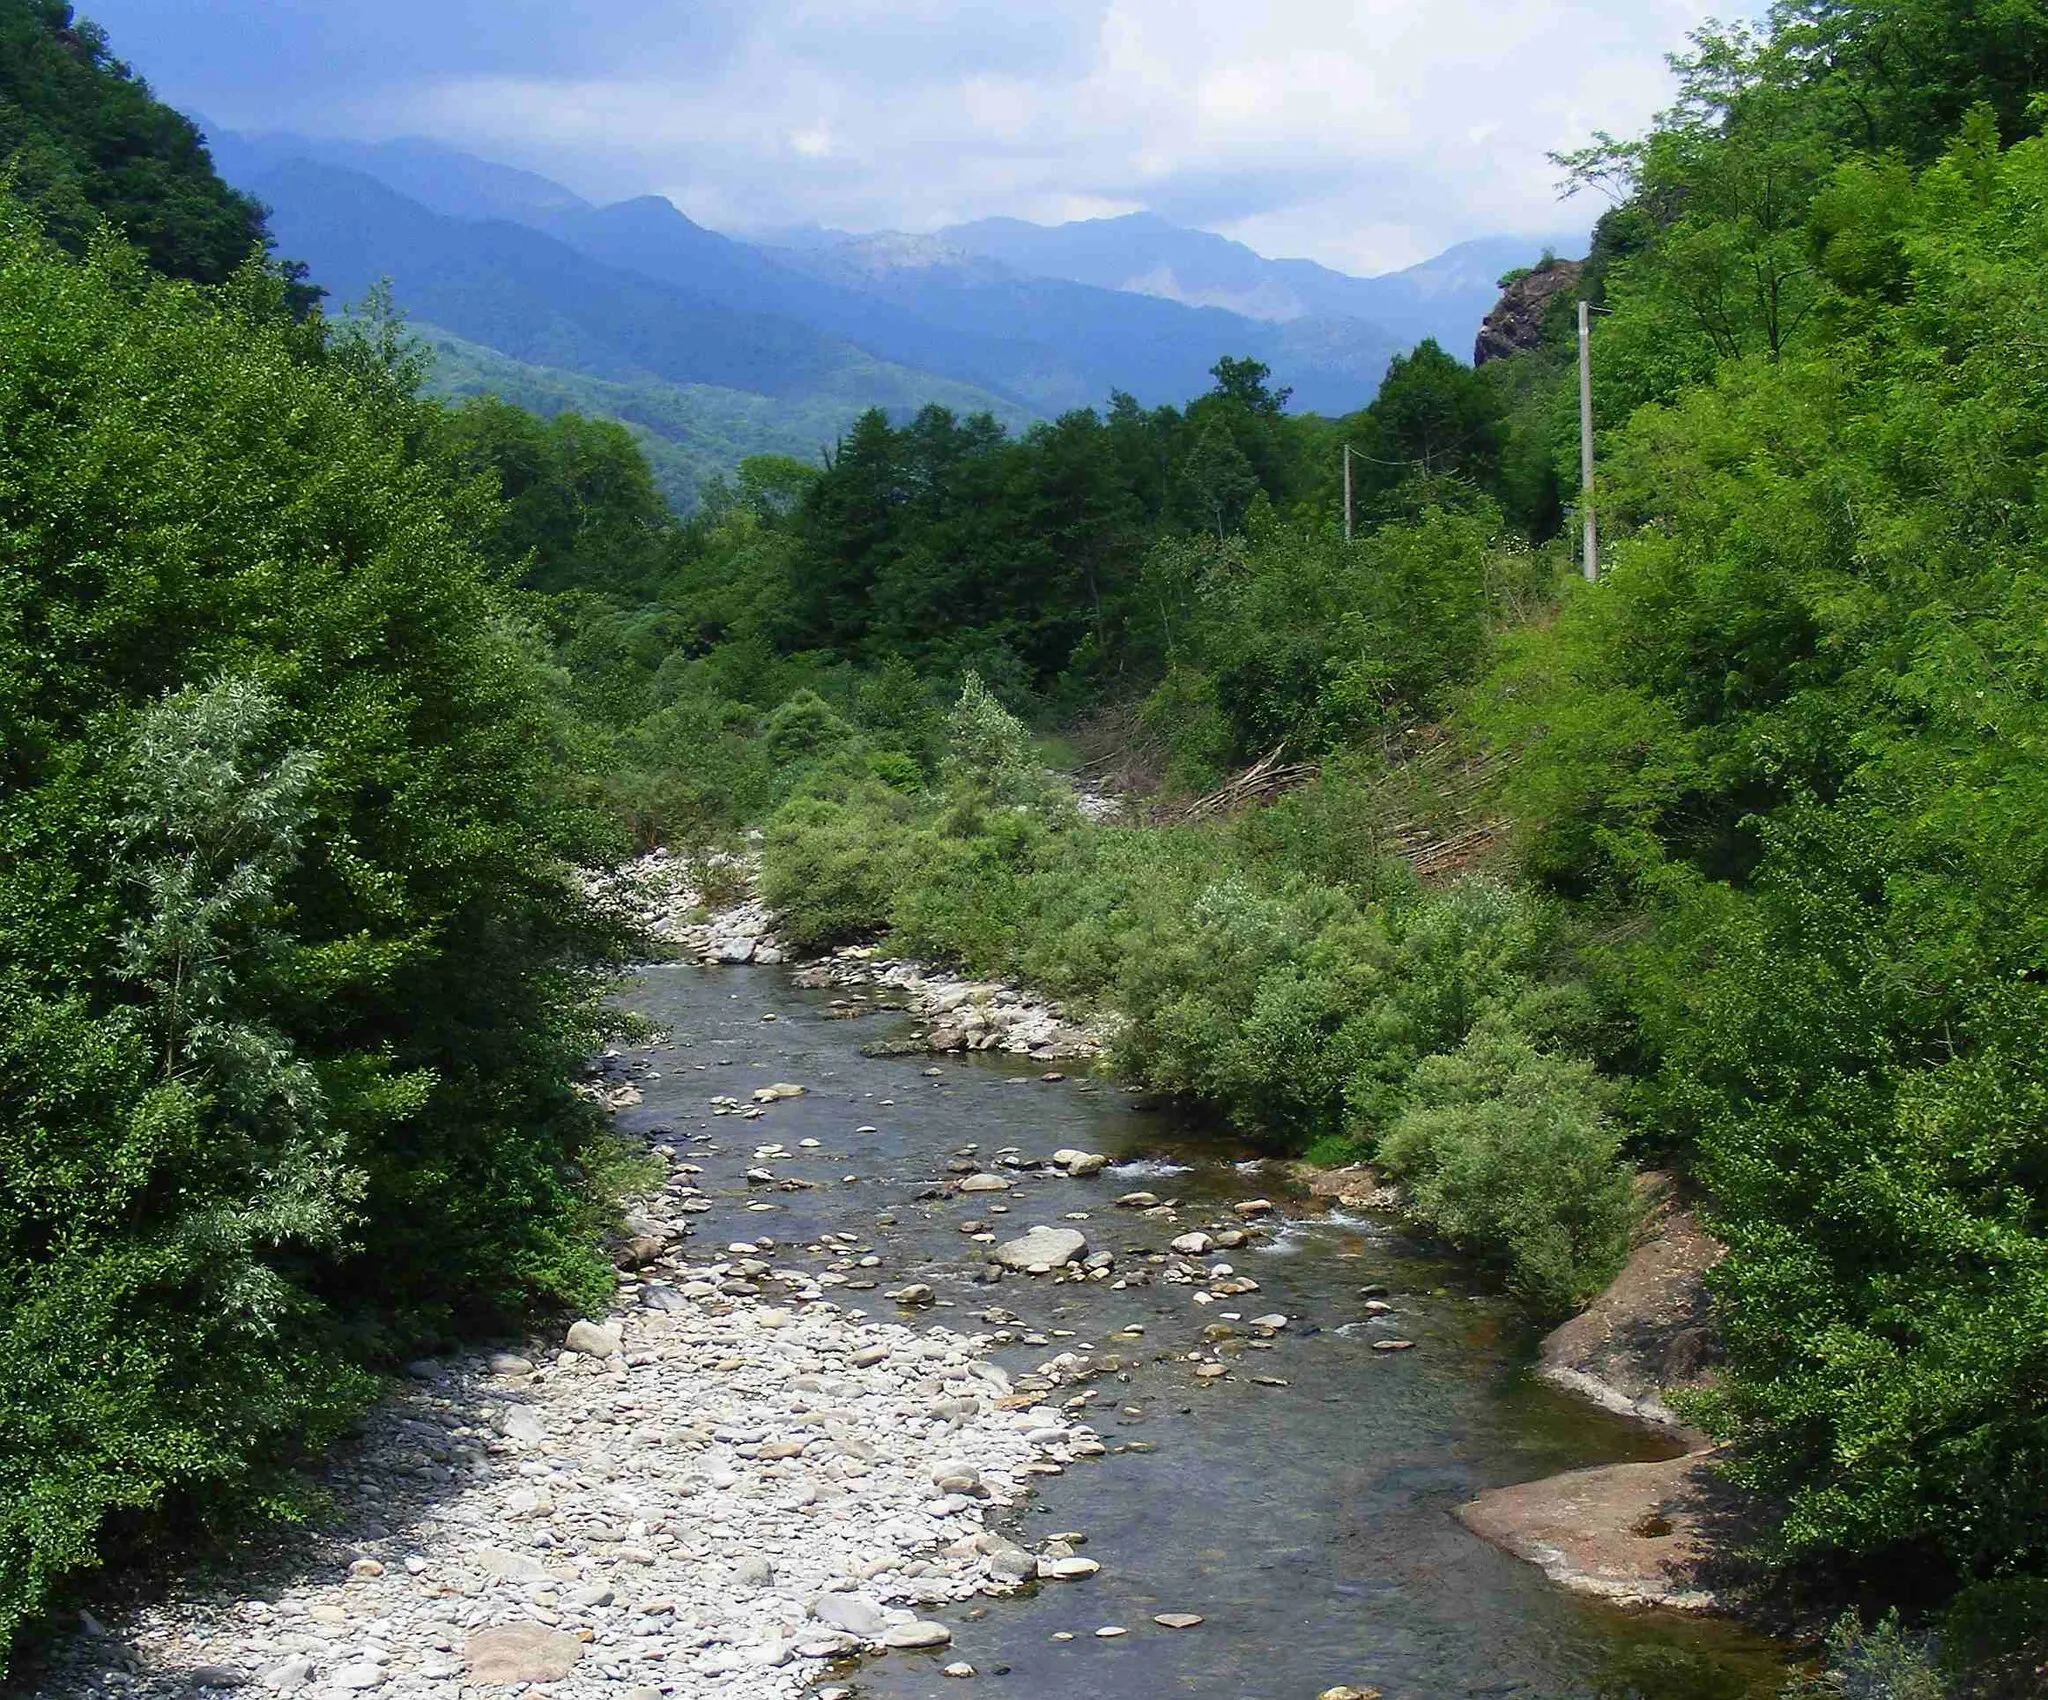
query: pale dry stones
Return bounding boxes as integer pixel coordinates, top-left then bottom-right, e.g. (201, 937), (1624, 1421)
(992, 1226), (1088, 1271)
(465, 1623), (585, 1684)
(473, 1546), (549, 1584)
(261, 1655), (314, 1691)
(498, 1405), (546, 1444)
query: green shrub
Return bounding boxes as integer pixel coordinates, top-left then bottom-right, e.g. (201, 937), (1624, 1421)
(1943, 1580), (2048, 1699)
(1782, 1612), (1948, 1700)
(1139, 664), (1233, 795)
(865, 748), (924, 791)
(757, 786), (911, 949)
(605, 694), (773, 846)
(943, 672), (1052, 808)
(762, 687), (859, 769)
(1379, 1020), (1634, 1313)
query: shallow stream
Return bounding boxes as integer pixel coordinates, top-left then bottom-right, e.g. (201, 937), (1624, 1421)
(614, 962), (1788, 1700)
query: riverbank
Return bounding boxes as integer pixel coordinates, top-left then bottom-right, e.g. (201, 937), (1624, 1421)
(636, 858), (1755, 1625)
(28, 959), (1786, 1700)
(626, 850), (1112, 1063)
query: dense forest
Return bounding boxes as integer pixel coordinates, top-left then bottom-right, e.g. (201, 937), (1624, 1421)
(6, 0), (2048, 1692)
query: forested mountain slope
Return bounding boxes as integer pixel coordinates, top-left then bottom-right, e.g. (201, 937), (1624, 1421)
(0, 0), (270, 282)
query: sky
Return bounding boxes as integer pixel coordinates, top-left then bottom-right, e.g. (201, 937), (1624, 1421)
(85, 0), (1715, 274)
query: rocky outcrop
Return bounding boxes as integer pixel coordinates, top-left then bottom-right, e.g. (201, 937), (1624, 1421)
(1537, 1173), (1723, 1435)
(1473, 257), (1584, 365)
(1455, 1451), (1729, 1611)
(1458, 1175), (1740, 1609)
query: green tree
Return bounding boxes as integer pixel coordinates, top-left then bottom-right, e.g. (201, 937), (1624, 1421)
(1357, 338), (1506, 502)
(1485, 120), (2048, 1576)
(0, 204), (627, 1666)
(1178, 419), (1260, 540)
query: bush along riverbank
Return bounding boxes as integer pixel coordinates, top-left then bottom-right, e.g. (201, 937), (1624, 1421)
(738, 677), (1641, 1323)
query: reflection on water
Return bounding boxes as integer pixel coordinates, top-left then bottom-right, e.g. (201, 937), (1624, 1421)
(614, 964), (1791, 1700)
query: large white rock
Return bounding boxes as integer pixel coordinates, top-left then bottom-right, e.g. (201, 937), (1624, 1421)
(881, 1621), (954, 1649)
(564, 1318), (621, 1357)
(810, 1592), (887, 1637)
(992, 1226), (1088, 1271)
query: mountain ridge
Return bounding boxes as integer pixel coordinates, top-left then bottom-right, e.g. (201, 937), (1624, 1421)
(215, 129), (1575, 498)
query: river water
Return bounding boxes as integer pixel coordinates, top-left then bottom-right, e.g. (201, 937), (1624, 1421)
(614, 962), (1788, 1700)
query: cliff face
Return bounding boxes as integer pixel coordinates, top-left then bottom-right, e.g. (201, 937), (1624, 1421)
(1473, 257), (1583, 365)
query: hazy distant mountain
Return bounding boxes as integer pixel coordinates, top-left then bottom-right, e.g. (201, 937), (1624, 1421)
(540, 197), (1403, 414)
(936, 213), (1584, 351)
(237, 157), (1032, 419)
(214, 131), (590, 225)
(217, 130), (1565, 499)
(227, 133), (1410, 418)
(761, 232), (1401, 415)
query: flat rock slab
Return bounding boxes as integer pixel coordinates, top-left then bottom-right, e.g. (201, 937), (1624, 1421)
(1455, 1450), (1725, 1611)
(810, 1592), (887, 1636)
(992, 1226), (1087, 1271)
(465, 1623), (586, 1683)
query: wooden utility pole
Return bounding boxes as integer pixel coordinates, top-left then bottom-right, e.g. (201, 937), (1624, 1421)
(1342, 443), (1354, 542)
(1578, 299), (1598, 582)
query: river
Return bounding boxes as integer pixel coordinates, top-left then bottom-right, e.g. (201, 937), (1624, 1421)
(612, 961), (1790, 1700)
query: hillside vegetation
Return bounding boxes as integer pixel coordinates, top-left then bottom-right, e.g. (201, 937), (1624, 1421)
(506, 3), (2048, 1683)
(6, 0), (2048, 1692)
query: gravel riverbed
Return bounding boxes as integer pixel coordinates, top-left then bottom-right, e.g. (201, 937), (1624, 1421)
(36, 1235), (1097, 1700)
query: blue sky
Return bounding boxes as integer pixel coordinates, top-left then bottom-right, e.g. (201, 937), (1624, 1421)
(85, 0), (1712, 272)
